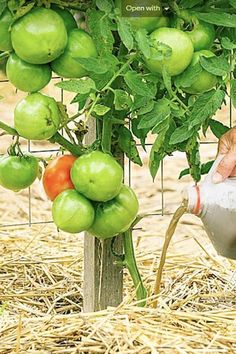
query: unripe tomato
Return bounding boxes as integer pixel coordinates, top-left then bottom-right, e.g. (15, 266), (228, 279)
(52, 189), (95, 233)
(145, 27), (194, 76)
(43, 155), (77, 201)
(6, 53), (52, 92)
(186, 21), (215, 51)
(51, 5), (77, 33)
(0, 155), (39, 191)
(51, 29), (97, 78)
(181, 50), (218, 94)
(14, 92), (61, 140)
(0, 9), (13, 51)
(71, 151), (123, 202)
(11, 7), (68, 64)
(89, 185), (139, 239)
(115, 0), (163, 33)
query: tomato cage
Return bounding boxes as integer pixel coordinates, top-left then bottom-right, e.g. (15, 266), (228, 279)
(0, 69), (234, 312)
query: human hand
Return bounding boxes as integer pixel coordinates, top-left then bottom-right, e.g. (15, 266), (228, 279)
(213, 127), (236, 183)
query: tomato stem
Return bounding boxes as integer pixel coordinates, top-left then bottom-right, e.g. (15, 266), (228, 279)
(123, 229), (147, 306)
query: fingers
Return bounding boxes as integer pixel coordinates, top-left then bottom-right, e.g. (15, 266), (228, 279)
(213, 151), (236, 183)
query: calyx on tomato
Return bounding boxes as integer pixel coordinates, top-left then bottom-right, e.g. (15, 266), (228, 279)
(145, 27), (194, 76)
(71, 150), (123, 202)
(181, 50), (218, 94)
(88, 185), (139, 239)
(185, 20), (215, 51)
(52, 189), (95, 233)
(51, 28), (97, 78)
(11, 7), (68, 64)
(43, 155), (77, 201)
(0, 154), (39, 191)
(6, 53), (52, 92)
(14, 92), (61, 140)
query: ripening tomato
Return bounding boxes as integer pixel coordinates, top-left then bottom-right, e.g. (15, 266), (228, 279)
(43, 155), (77, 201)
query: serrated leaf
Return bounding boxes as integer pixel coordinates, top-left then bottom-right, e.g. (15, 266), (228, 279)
(189, 89), (225, 129)
(179, 0), (203, 9)
(87, 9), (114, 54)
(95, 0), (112, 13)
(137, 100), (154, 115)
(135, 28), (151, 59)
(200, 55), (230, 76)
(131, 117), (149, 150)
(76, 54), (118, 75)
(124, 70), (156, 98)
(170, 124), (195, 145)
(93, 104), (110, 116)
(196, 12), (236, 27)
(230, 79), (236, 108)
(209, 119), (230, 138)
(179, 160), (214, 179)
(149, 123), (169, 180)
(114, 89), (132, 111)
(117, 17), (133, 51)
(138, 98), (171, 130)
(56, 78), (96, 94)
(175, 63), (203, 88)
(118, 126), (142, 166)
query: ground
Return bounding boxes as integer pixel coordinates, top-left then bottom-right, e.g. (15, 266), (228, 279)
(0, 71), (236, 353)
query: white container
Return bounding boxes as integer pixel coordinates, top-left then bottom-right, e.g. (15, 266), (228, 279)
(183, 155), (236, 260)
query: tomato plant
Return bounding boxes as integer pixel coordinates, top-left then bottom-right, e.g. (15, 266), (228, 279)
(89, 185), (139, 239)
(52, 189), (95, 233)
(43, 155), (77, 201)
(71, 151), (123, 202)
(0, 154), (39, 191)
(51, 5), (77, 33)
(14, 92), (61, 140)
(0, 8), (13, 51)
(11, 7), (68, 64)
(6, 53), (52, 92)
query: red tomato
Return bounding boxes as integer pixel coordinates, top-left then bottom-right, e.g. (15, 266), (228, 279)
(43, 155), (77, 201)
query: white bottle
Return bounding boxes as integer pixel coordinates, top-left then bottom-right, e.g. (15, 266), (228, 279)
(183, 155), (236, 260)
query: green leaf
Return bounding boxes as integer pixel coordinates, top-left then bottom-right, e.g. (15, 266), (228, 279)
(131, 117), (149, 150)
(149, 123), (169, 180)
(114, 89), (132, 111)
(132, 95), (150, 110)
(118, 126), (142, 166)
(87, 9), (114, 54)
(229, 0), (236, 8)
(137, 100), (154, 115)
(95, 0), (112, 13)
(92, 104), (110, 116)
(186, 137), (201, 182)
(196, 12), (236, 27)
(56, 78), (96, 94)
(209, 119), (230, 138)
(12, 2), (34, 20)
(221, 37), (236, 50)
(162, 66), (172, 94)
(71, 93), (90, 110)
(124, 70), (156, 98)
(76, 54), (118, 74)
(170, 124), (195, 145)
(175, 63), (203, 88)
(149, 42), (172, 61)
(0, 0), (6, 15)
(179, 160), (214, 179)
(179, 0), (203, 9)
(135, 28), (151, 59)
(200, 55), (230, 76)
(138, 98), (171, 130)
(230, 79), (236, 108)
(189, 89), (225, 129)
(117, 17), (133, 51)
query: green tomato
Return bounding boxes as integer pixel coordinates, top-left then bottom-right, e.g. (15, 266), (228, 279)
(52, 189), (95, 233)
(115, 0), (162, 33)
(0, 155), (39, 191)
(186, 20), (215, 51)
(89, 185), (139, 239)
(14, 92), (61, 140)
(182, 50), (218, 94)
(51, 28), (97, 78)
(0, 9), (13, 51)
(51, 5), (77, 33)
(11, 7), (68, 64)
(71, 151), (123, 202)
(6, 53), (52, 92)
(146, 27), (194, 76)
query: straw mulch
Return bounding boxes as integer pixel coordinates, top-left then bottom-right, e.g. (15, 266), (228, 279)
(0, 219), (236, 354)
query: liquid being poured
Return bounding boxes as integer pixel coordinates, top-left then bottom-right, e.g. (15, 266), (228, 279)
(153, 200), (187, 308)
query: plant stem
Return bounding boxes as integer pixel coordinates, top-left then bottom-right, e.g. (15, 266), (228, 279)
(0, 51), (11, 61)
(0, 120), (85, 157)
(123, 229), (147, 306)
